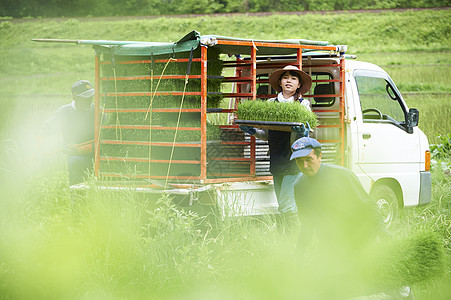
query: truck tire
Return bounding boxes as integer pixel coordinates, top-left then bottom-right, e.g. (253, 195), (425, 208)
(370, 184), (399, 228)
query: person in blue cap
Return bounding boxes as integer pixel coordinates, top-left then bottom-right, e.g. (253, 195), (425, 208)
(290, 136), (410, 299)
(41, 80), (96, 185)
(290, 136), (388, 251)
(239, 66), (312, 219)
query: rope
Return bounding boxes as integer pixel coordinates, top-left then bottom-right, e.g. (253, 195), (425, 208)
(95, 69), (110, 172)
(251, 39), (259, 51)
(145, 58), (175, 119)
(113, 66), (122, 141)
(165, 73), (189, 189)
(145, 57), (175, 182)
(148, 71), (153, 177)
(147, 53), (155, 178)
(164, 48), (193, 189)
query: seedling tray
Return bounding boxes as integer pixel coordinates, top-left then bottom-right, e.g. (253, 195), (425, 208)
(235, 119), (303, 132)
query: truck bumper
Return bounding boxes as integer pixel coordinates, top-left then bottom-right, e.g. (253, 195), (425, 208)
(69, 180), (279, 216)
(419, 171), (431, 205)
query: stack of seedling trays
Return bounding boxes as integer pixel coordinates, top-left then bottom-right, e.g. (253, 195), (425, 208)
(98, 48), (246, 183)
(236, 100), (318, 132)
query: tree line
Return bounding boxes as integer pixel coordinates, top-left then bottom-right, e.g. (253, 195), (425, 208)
(0, 0), (448, 18)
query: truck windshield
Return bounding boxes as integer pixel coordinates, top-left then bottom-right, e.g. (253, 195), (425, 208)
(355, 76), (406, 124)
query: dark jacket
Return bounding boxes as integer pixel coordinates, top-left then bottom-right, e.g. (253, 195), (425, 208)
(294, 163), (388, 252)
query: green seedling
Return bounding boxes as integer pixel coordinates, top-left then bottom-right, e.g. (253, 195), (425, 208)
(237, 100), (318, 128)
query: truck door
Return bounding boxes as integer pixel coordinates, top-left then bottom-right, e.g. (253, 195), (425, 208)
(353, 69), (421, 207)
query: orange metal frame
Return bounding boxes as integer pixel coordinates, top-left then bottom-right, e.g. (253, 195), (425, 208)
(94, 38), (345, 184)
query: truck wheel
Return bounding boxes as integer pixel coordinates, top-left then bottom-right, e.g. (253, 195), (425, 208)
(370, 184), (399, 227)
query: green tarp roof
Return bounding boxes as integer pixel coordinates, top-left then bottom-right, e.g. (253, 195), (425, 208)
(92, 30), (332, 57)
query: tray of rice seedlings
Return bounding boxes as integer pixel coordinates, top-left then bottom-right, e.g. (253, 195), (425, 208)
(235, 100), (318, 132)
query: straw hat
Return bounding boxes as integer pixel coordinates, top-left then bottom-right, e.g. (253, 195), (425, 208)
(268, 65), (312, 95)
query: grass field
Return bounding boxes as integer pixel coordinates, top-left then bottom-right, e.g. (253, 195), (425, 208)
(0, 8), (450, 299)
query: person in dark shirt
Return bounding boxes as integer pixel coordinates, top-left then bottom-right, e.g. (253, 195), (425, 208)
(239, 65), (312, 216)
(290, 137), (411, 300)
(290, 137), (388, 255)
(41, 80), (96, 185)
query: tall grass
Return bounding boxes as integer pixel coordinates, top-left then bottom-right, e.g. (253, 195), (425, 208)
(1, 10), (450, 92)
(403, 94), (451, 144)
(388, 65), (451, 93)
(356, 50), (451, 66)
(396, 159), (451, 299)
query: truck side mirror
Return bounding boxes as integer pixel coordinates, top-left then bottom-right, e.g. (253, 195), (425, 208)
(407, 108), (419, 132)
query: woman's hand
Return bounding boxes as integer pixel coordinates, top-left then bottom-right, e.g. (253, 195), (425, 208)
(291, 122), (310, 138)
(239, 125), (256, 135)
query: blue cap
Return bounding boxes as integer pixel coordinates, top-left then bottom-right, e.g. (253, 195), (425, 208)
(290, 137), (321, 160)
(72, 80), (95, 98)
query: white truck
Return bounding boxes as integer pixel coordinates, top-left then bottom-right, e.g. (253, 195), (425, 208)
(42, 31), (430, 226)
(233, 56), (431, 226)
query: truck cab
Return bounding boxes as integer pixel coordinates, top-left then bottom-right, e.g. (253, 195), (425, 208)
(345, 60), (431, 224)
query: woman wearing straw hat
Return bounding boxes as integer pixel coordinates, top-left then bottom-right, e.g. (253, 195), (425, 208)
(239, 65), (312, 219)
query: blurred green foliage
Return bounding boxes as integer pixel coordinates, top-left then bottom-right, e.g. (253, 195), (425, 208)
(0, 163), (449, 299)
(430, 134), (451, 159)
